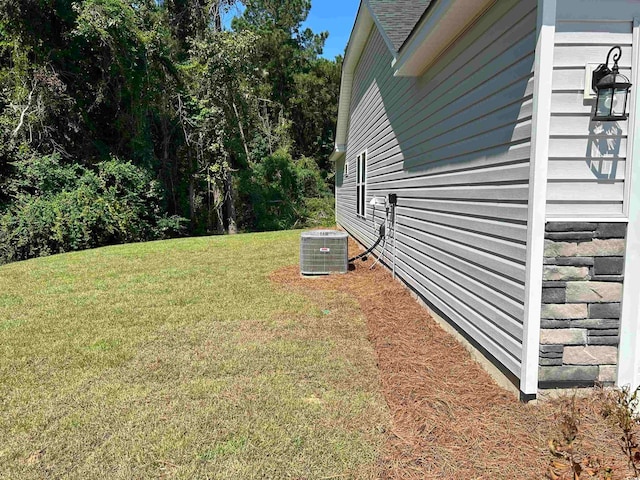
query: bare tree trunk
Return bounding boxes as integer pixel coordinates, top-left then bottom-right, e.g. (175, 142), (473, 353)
(232, 100), (250, 161)
(161, 118), (177, 214)
(260, 103), (274, 155)
(225, 169), (237, 235)
(212, 180), (225, 234)
(188, 175), (196, 224)
(12, 80), (36, 138)
(211, 0), (222, 32)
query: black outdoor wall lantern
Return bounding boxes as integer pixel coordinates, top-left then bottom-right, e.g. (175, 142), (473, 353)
(592, 45), (632, 121)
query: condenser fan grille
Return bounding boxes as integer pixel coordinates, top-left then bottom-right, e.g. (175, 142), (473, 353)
(300, 230), (348, 275)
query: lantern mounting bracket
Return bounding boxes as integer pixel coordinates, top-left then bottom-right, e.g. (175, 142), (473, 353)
(592, 45), (622, 94)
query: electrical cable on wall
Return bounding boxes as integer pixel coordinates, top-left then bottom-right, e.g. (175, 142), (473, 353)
(370, 203), (389, 270)
(348, 194), (397, 269)
(348, 223), (385, 263)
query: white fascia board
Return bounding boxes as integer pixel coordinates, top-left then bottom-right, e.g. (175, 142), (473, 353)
(333, 72), (354, 150)
(393, 0), (496, 77)
(520, 0), (556, 397)
(547, 216), (629, 223)
(332, 4), (374, 160)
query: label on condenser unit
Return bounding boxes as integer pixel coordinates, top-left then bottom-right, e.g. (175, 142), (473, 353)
(319, 247), (331, 253)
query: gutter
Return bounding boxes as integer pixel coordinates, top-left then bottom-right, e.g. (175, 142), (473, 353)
(331, 3), (375, 161)
(329, 144), (347, 162)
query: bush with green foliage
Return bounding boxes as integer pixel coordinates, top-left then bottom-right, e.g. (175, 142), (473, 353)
(0, 155), (187, 263)
(239, 149), (333, 231)
(303, 196), (335, 228)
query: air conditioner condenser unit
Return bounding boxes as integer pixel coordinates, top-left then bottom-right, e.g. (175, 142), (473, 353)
(300, 230), (349, 275)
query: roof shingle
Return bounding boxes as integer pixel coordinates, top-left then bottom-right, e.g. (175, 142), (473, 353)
(366, 0), (432, 52)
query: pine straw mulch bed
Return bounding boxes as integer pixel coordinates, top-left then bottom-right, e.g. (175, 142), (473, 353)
(270, 238), (638, 480)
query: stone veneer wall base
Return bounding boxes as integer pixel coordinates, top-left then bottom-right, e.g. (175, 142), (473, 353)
(539, 223), (626, 388)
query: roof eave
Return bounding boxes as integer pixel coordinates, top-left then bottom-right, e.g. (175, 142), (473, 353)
(332, 0), (497, 161)
(329, 144), (347, 163)
(332, 3), (376, 158)
(393, 0), (497, 77)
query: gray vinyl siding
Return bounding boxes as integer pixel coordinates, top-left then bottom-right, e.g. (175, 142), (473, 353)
(335, 0), (536, 377)
(547, 18), (634, 217)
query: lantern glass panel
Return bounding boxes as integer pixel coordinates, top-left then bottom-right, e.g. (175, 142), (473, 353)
(612, 88), (628, 117)
(596, 87), (614, 118)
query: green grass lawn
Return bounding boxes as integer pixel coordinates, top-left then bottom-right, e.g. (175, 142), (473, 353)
(0, 231), (388, 479)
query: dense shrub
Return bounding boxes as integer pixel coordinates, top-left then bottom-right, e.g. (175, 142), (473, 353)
(239, 149), (333, 231)
(302, 196), (335, 228)
(0, 155), (187, 263)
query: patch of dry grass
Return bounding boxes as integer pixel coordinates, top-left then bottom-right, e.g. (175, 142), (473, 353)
(0, 231), (388, 479)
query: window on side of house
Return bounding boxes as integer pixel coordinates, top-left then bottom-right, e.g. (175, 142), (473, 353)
(344, 158), (348, 178)
(356, 150), (366, 217)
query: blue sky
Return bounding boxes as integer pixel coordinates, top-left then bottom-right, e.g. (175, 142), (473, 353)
(223, 0), (361, 60)
(303, 0), (361, 59)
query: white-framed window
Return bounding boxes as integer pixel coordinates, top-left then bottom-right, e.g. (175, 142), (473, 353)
(356, 150), (367, 217)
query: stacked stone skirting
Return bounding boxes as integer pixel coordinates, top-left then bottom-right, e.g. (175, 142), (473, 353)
(538, 222), (626, 388)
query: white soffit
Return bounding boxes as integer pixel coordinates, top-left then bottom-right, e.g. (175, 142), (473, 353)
(393, 0), (496, 77)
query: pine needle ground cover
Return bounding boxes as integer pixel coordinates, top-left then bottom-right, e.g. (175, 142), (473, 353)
(0, 231), (388, 479)
(273, 238), (638, 480)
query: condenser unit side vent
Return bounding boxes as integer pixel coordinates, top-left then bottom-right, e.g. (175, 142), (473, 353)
(300, 230), (348, 275)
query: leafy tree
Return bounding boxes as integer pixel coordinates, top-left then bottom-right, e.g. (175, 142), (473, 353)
(233, 0), (327, 109)
(185, 28), (261, 233)
(290, 56), (342, 176)
(0, 0), (341, 263)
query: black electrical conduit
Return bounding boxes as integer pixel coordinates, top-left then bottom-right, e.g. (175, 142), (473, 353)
(348, 223), (386, 263)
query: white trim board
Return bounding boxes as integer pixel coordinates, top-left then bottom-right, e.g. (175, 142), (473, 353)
(546, 217), (629, 223)
(356, 149), (368, 219)
(520, 0), (557, 397)
(625, 19), (640, 219)
(617, 17), (640, 390)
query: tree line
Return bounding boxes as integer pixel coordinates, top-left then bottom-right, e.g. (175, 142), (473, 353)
(0, 0), (340, 263)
